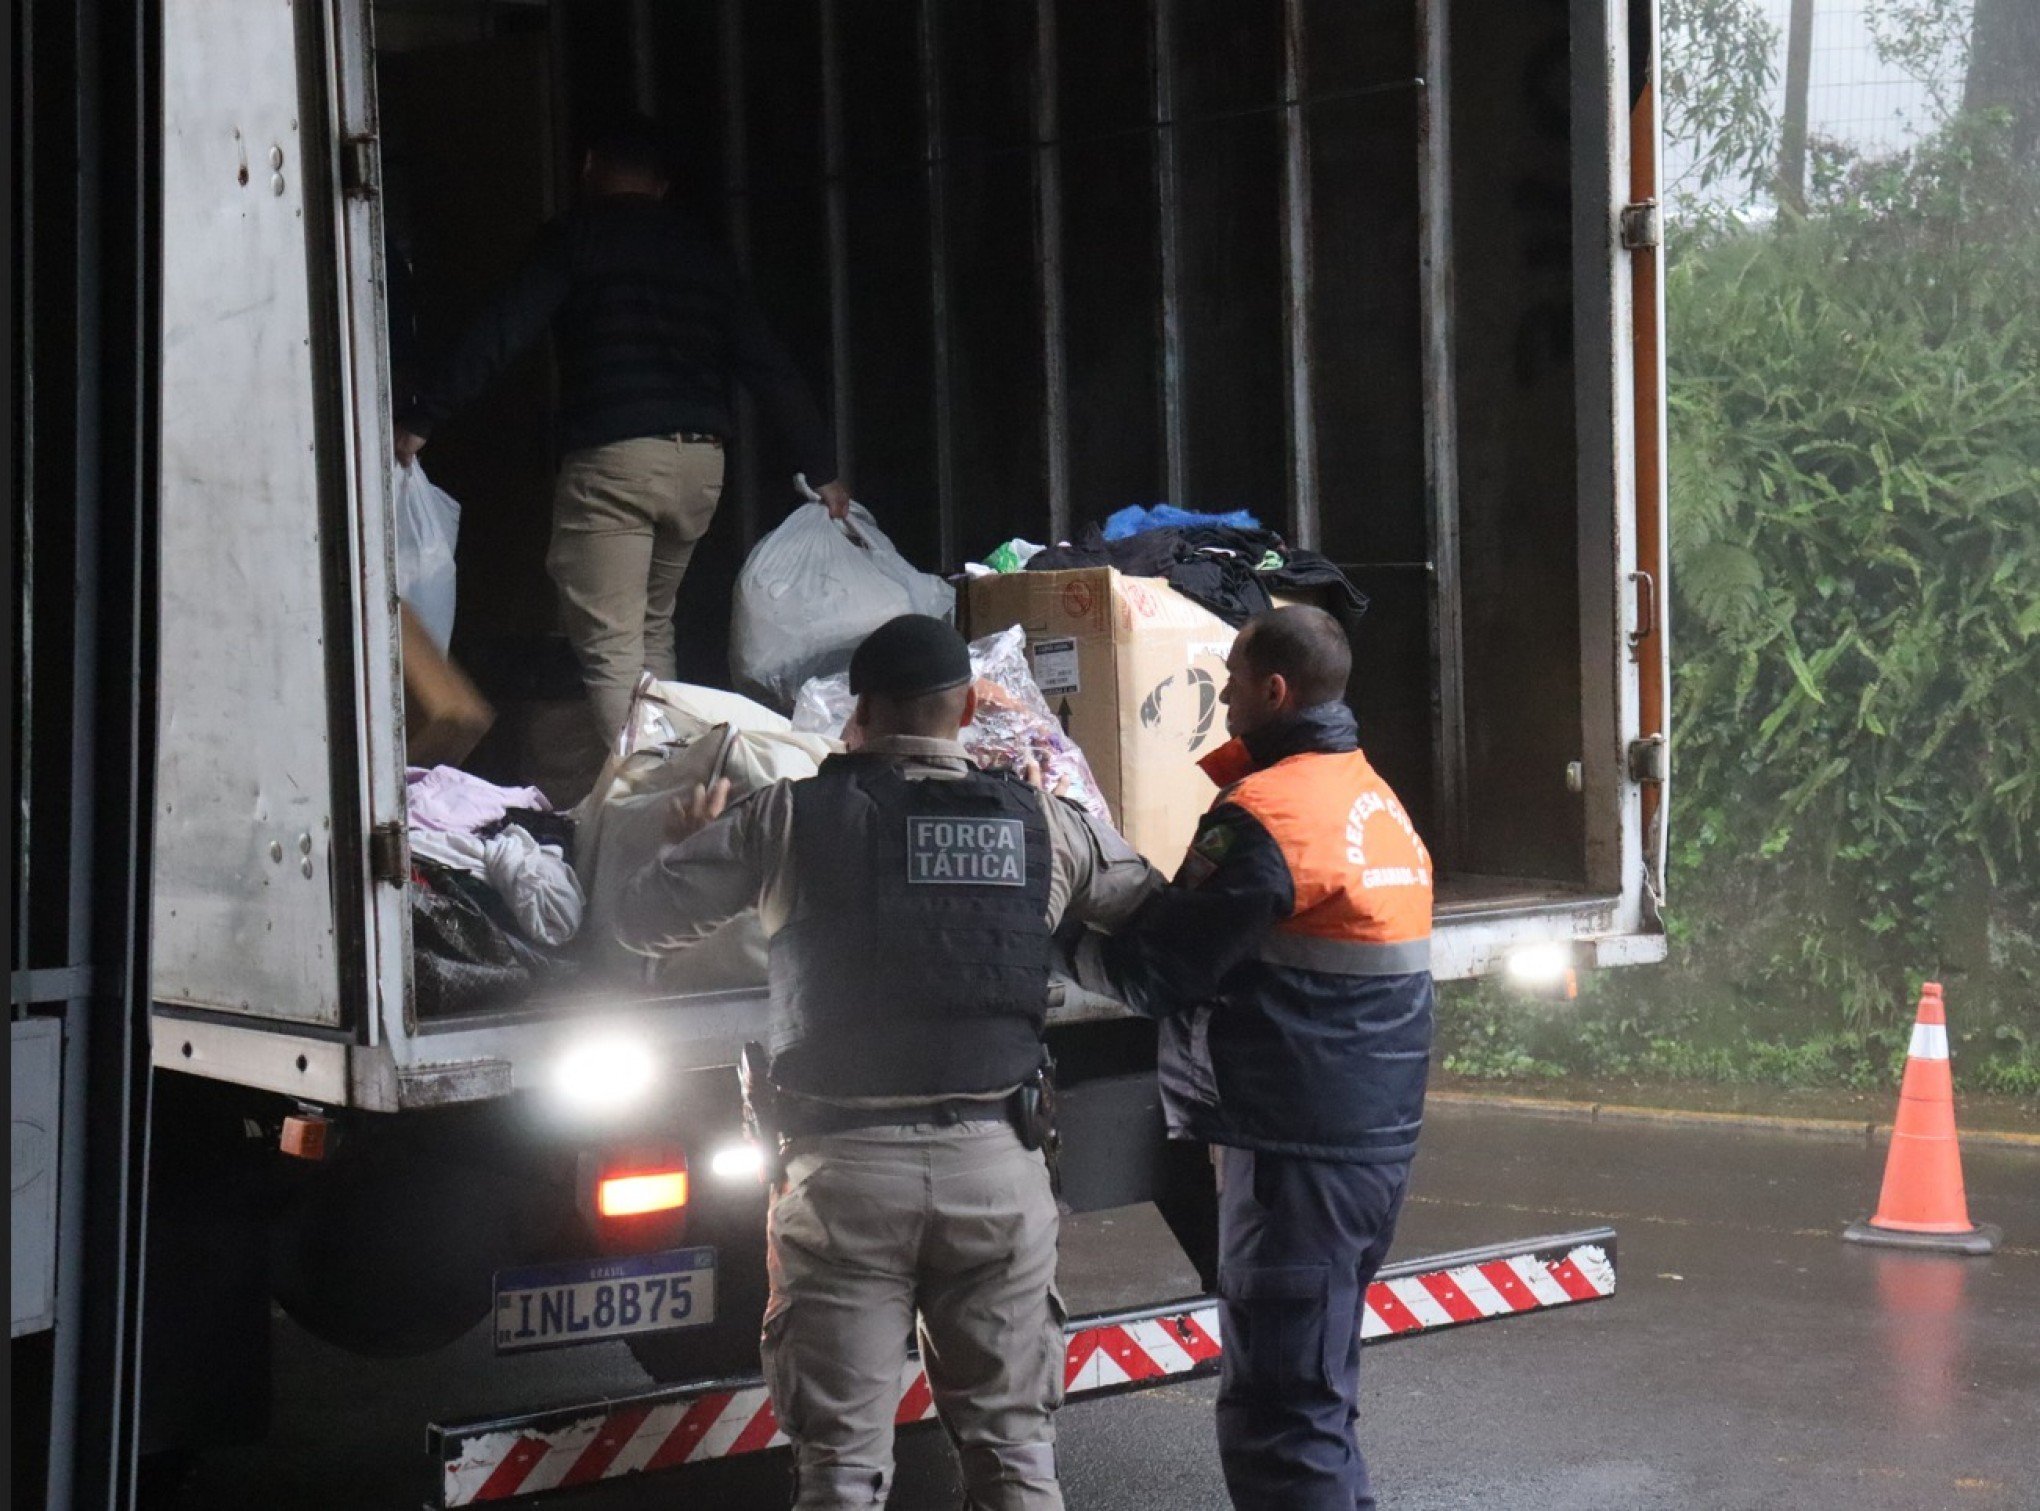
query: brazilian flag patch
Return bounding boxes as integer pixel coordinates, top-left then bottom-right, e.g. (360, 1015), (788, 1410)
(1179, 820), (1237, 887)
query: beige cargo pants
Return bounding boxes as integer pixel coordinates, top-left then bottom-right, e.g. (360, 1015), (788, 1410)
(546, 433), (724, 741)
(763, 1121), (1066, 1511)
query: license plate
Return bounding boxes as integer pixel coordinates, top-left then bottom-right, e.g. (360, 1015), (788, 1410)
(492, 1247), (716, 1355)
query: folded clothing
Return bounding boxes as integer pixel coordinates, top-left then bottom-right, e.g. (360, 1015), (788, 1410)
(406, 765), (550, 835)
(1029, 521), (1368, 630)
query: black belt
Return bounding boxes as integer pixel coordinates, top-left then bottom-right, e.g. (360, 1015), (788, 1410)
(676, 431), (724, 448)
(777, 1094), (1012, 1139)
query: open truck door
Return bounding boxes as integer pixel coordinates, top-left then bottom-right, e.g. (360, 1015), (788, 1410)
(152, 0), (409, 1103)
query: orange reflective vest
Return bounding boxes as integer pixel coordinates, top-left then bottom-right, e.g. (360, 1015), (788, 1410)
(1201, 740), (1434, 976)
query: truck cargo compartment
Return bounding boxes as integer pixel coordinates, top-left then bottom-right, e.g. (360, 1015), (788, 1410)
(149, 0), (1664, 1101)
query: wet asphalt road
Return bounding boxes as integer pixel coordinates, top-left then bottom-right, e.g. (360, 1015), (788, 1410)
(170, 1104), (2040, 1511)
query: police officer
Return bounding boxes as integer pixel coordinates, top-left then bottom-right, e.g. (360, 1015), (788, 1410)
(616, 614), (1159, 1511)
(1079, 605), (1434, 1511)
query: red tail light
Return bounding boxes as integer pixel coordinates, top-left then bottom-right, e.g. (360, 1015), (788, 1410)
(597, 1169), (690, 1218)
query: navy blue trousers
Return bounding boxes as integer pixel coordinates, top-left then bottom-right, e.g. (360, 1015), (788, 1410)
(1214, 1146), (1411, 1511)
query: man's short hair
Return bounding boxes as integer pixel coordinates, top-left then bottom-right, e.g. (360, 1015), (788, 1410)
(586, 115), (670, 181)
(1238, 605), (1351, 706)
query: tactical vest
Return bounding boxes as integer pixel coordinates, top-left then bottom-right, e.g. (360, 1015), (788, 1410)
(767, 755), (1054, 1099)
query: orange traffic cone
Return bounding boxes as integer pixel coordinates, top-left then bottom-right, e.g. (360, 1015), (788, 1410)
(1843, 982), (1999, 1254)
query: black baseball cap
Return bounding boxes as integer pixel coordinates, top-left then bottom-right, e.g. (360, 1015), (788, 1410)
(848, 615), (972, 699)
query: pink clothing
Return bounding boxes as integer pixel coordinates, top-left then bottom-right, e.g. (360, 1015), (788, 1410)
(405, 766), (550, 835)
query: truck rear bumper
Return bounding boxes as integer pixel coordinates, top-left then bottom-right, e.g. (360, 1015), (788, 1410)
(431, 1227), (1617, 1506)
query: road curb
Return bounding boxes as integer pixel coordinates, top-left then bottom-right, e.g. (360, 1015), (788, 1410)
(1428, 1090), (2040, 1152)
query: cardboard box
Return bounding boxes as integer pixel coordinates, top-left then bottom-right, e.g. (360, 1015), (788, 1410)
(401, 602), (496, 768)
(965, 568), (1237, 869)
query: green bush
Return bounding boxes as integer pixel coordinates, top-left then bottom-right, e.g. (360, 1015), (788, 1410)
(1439, 118), (2040, 1099)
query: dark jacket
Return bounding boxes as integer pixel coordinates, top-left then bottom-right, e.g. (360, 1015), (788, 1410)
(1090, 703), (1435, 1163)
(400, 195), (836, 475)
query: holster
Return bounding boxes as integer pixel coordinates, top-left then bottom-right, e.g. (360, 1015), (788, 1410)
(1013, 1055), (1062, 1196)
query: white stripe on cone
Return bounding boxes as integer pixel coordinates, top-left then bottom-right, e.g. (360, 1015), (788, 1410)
(1909, 1022), (1949, 1060)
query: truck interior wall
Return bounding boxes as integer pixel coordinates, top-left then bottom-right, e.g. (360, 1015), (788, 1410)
(1447, 0), (1590, 886)
(939, 0), (1051, 556)
(1171, 0), (1289, 525)
(836, 2), (943, 571)
(380, 27), (558, 655)
(377, 18), (607, 802)
(1297, 1), (1432, 841)
(1056, 3), (1164, 527)
(372, 0), (1595, 896)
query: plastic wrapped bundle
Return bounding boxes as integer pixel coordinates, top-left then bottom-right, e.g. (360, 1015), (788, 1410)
(792, 626), (1116, 833)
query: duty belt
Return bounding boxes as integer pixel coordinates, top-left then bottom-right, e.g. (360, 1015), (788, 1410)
(744, 1050), (1059, 1193)
(776, 1094), (1011, 1139)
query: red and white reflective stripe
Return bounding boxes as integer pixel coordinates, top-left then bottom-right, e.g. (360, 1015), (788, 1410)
(1361, 1245), (1612, 1339)
(1908, 1021), (1949, 1060)
(437, 1236), (1615, 1506)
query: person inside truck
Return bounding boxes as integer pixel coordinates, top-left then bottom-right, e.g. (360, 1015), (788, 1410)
(391, 114), (852, 743)
(614, 613), (1161, 1511)
(1077, 604), (1436, 1511)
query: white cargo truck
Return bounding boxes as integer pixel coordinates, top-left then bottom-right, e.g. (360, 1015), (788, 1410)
(137, 0), (1667, 1497)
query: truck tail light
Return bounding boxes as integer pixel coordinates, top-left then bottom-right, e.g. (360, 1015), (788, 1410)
(597, 1167), (689, 1219)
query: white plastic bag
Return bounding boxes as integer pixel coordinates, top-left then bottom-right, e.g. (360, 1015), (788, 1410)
(395, 461), (461, 651)
(730, 500), (955, 710)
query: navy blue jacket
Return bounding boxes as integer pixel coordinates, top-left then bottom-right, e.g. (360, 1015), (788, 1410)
(1094, 704), (1435, 1163)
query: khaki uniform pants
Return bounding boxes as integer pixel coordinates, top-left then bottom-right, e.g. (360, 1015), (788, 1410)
(547, 434), (724, 741)
(764, 1121), (1066, 1511)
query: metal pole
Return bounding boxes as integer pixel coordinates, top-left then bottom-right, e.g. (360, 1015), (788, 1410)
(820, 0), (854, 487)
(48, 0), (110, 1488)
(48, 0), (160, 1501)
(1417, 0), (1467, 867)
(1278, 0), (1319, 550)
(15, 0), (38, 966)
(1034, 0), (1071, 543)
(1151, 0), (1187, 506)
(1777, 0), (1814, 216)
(921, 0), (957, 569)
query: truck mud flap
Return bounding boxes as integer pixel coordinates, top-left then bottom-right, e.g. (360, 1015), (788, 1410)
(431, 1227), (1616, 1506)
